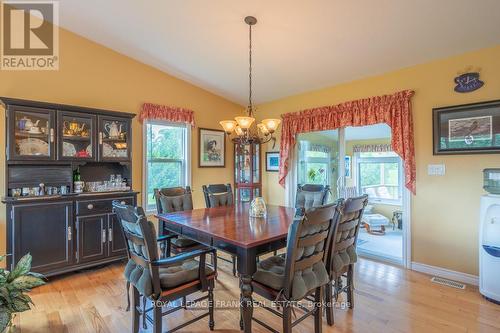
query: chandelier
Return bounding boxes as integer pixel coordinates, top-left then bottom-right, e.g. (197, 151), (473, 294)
(219, 16), (281, 146)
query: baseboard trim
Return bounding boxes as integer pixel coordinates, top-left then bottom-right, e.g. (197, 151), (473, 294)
(411, 262), (479, 286)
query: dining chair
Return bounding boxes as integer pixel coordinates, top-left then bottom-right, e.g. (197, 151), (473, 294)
(251, 203), (339, 333)
(154, 187), (213, 259)
(295, 184), (331, 209)
(324, 194), (368, 326)
(202, 183), (237, 276)
(112, 201), (217, 333)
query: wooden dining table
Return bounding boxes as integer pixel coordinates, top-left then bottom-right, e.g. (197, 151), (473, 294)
(156, 203), (296, 333)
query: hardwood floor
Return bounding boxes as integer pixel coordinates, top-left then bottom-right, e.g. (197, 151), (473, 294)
(14, 257), (500, 332)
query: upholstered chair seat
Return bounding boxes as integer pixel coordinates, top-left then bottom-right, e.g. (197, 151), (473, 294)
(171, 237), (198, 247)
(253, 254), (329, 301)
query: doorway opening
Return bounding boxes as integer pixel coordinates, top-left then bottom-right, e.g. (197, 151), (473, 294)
(293, 124), (409, 266)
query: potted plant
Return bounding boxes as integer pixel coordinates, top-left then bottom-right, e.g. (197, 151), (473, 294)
(0, 254), (45, 332)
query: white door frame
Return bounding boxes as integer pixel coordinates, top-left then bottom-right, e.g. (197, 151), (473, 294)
(285, 127), (412, 268)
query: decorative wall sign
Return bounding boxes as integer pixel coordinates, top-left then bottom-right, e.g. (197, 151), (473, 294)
(454, 72), (484, 93)
(199, 128), (225, 167)
(433, 100), (500, 155)
(266, 152), (280, 172)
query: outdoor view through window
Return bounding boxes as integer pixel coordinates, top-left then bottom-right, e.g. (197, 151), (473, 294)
(145, 121), (188, 211)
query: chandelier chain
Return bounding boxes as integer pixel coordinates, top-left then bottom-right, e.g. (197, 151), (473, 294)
(248, 23), (253, 116)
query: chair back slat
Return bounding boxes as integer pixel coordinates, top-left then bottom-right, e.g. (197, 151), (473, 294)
(326, 195), (368, 276)
(282, 203), (338, 300)
(295, 184), (330, 210)
(202, 183), (233, 208)
(293, 252), (324, 272)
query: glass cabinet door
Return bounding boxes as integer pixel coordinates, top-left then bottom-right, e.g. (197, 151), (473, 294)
(8, 106), (55, 161)
(235, 144), (252, 184)
(98, 116), (131, 162)
(58, 111), (96, 161)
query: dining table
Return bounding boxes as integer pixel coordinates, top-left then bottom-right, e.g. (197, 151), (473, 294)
(156, 203), (296, 333)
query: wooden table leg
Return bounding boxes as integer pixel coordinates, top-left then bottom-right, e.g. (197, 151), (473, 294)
(240, 274), (253, 332)
(238, 247), (257, 332)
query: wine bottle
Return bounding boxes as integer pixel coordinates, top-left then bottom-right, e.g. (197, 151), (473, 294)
(73, 167), (81, 182)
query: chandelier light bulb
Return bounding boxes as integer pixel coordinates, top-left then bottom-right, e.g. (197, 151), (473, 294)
(220, 120), (237, 134)
(235, 116), (255, 129)
(235, 126), (244, 136)
(261, 119), (281, 133)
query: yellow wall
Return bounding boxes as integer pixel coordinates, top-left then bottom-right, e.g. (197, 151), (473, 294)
(0, 28), (242, 259)
(259, 45), (500, 275)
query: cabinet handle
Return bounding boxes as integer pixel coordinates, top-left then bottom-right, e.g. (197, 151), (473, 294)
(102, 229), (107, 243)
(50, 128), (54, 143)
(108, 228), (113, 242)
(99, 132), (103, 145)
(67, 227), (72, 241)
(87, 204), (94, 210)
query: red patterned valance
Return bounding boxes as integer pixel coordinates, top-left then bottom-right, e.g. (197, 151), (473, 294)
(279, 90), (416, 194)
(139, 103), (195, 126)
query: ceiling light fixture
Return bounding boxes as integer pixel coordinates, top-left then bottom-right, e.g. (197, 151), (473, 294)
(219, 16), (280, 146)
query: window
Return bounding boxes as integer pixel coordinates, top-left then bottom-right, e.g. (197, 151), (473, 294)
(298, 142), (331, 186)
(356, 151), (402, 204)
(143, 120), (190, 212)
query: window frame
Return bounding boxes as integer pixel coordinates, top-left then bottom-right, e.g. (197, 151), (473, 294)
(356, 152), (403, 206)
(142, 120), (191, 214)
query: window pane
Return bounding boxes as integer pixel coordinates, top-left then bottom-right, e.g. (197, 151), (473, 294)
(359, 161), (399, 201)
(383, 162), (399, 186)
(147, 123), (184, 159)
(305, 162), (328, 185)
(359, 162), (381, 187)
(146, 162), (182, 209)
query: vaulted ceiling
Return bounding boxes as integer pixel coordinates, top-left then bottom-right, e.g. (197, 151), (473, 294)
(58, 0), (500, 104)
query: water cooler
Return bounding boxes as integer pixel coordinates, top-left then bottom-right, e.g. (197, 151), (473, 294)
(479, 169), (500, 303)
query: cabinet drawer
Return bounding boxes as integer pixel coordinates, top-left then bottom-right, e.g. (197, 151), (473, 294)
(76, 196), (134, 216)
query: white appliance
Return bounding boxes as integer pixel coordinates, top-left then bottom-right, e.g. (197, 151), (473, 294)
(479, 194), (500, 303)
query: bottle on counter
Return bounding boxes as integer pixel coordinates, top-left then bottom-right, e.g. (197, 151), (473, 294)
(73, 167), (81, 182)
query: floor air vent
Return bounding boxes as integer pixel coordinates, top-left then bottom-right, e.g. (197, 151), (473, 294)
(431, 276), (466, 289)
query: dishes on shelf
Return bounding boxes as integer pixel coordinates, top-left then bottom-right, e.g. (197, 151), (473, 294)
(63, 142), (76, 156)
(103, 142), (127, 158)
(17, 138), (49, 156)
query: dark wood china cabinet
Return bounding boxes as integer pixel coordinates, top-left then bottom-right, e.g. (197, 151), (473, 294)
(1, 97), (136, 277)
(234, 142), (261, 202)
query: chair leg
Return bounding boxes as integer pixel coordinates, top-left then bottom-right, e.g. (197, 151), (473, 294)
(282, 303), (292, 333)
(166, 238), (172, 257)
(125, 281), (131, 311)
(208, 286), (215, 331)
(347, 265), (354, 309)
(142, 297), (148, 329)
(325, 281), (334, 326)
(212, 251), (218, 280)
(131, 287), (140, 333)
(232, 255), (237, 276)
(152, 303), (162, 333)
(314, 287), (323, 333)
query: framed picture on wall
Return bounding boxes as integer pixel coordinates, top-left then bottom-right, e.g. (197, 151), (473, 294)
(345, 155), (352, 178)
(198, 128), (225, 167)
(433, 100), (500, 155)
(266, 152), (280, 172)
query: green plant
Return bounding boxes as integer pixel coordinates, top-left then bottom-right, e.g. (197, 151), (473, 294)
(0, 254), (45, 333)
